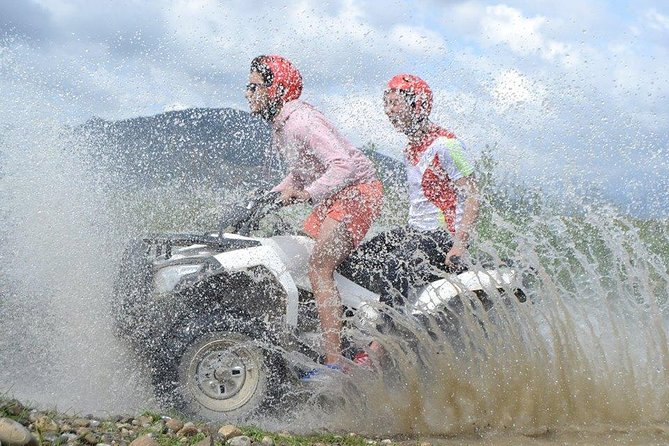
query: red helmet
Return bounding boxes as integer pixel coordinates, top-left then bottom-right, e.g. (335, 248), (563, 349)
(259, 55), (303, 102)
(386, 74), (433, 116)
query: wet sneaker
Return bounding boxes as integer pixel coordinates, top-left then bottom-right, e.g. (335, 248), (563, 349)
(300, 364), (343, 383)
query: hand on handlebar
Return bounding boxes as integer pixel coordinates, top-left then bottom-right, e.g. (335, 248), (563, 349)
(445, 244), (466, 272)
(280, 187), (311, 205)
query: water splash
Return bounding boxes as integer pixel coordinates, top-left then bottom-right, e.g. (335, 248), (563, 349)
(287, 194), (669, 436)
(1, 23), (668, 442)
(0, 120), (154, 414)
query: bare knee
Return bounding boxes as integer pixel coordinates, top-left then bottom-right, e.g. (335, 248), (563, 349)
(308, 259), (335, 293)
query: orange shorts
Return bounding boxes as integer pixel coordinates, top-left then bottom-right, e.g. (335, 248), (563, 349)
(304, 180), (383, 247)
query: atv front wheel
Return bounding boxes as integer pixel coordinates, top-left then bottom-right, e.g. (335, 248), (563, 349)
(172, 330), (285, 420)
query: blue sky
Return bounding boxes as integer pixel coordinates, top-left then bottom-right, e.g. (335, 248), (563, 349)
(1, 0), (667, 217)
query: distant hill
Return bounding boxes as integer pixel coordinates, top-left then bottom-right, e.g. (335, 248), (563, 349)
(79, 108), (278, 190)
(77, 107), (405, 192)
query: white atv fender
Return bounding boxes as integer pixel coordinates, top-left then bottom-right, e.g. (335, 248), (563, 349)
(411, 269), (519, 315)
(210, 233), (301, 328)
(210, 233), (381, 329)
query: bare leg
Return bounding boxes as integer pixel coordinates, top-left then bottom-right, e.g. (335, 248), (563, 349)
(308, 216), (354, 365)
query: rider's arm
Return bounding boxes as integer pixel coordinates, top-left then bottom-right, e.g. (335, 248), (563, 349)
(272, 172), (302, 194)
(435, 137), (478, 259)
(453, 175), (479, 250)
(289, 114), (358, 204)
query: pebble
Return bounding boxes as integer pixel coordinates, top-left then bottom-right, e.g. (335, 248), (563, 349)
(217, 425), (242, 440)
(227, 435), (251, 446)
(59, 433), (78, 443)
(83, 432), (100, 445)
(0, 418), (38, 446)
(192, 436), (211, 446)
(177, 422), (199, 437)
(42, 432), (60, 442)
(146, 421), (165, 435)
(128, 435), (159, 446)
(34, 416), (59, 433)
(136, 417), (153, 428)
(0, 399), (399, 446)
(2, 401), (25, 418)
(165, 419), (183, 433)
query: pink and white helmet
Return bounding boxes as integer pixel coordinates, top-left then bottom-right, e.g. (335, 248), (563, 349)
(258, 55), (303, 102)
(386, 74), (433, 116)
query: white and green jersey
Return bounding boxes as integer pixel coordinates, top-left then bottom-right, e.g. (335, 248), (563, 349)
(404, 125), (475, 233)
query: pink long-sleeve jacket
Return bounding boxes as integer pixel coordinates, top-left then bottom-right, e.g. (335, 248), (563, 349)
(271, 100), (377, 204)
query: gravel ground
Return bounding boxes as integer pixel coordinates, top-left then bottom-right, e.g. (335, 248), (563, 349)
(0, 398), (415, 446)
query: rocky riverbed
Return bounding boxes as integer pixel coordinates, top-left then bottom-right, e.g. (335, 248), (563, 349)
(0, 398), (413, 446)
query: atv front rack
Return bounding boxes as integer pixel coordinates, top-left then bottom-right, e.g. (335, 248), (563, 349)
(143, 233), (261, 259)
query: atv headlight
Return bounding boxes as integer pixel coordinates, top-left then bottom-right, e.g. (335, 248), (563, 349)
(154, 264), (202, 294)
(153, 258), (221, 294)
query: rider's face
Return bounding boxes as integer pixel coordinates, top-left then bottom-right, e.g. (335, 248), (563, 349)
(246, 71), (270, 116)
(384, 90), (414, 134)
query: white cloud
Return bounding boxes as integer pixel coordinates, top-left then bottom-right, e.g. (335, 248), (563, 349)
(447, 1), (484, 31)
(481, 5), (575, 63)
(160, 0), (448, 89)
(481, 5), (546, 54)
(646, 9), (669, 32)
(447, 3), (579, 67)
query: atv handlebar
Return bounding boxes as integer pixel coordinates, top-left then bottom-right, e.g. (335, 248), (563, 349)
(218, 191), (284, 238)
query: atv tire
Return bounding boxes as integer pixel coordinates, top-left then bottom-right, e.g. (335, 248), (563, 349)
(154, 318), (288, 421)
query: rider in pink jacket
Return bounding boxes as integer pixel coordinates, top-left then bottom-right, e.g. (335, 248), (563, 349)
(246, 55), (383, 373)
(271, 99), (377, 206)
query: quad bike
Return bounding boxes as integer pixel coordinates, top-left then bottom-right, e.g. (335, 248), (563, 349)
(112, 191), (527, 420)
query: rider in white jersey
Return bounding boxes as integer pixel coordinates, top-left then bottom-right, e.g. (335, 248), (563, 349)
(342, 74), (479, 308)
